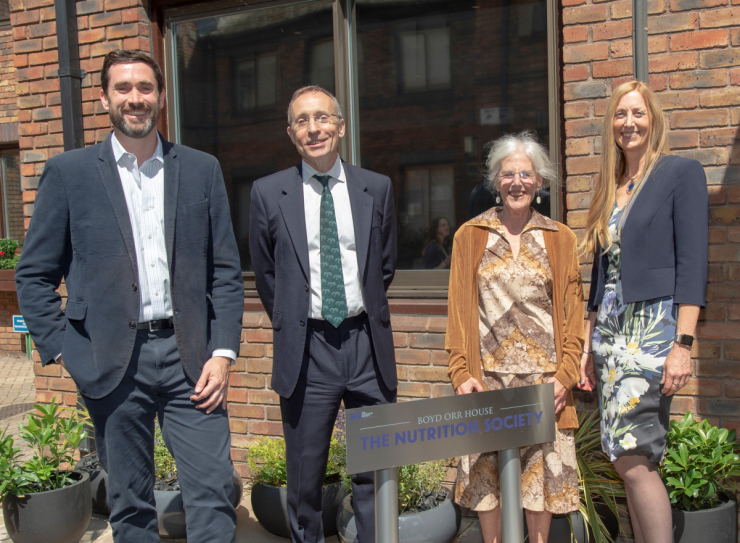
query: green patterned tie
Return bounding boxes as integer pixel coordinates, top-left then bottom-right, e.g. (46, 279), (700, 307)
(315, 174), (348, 328)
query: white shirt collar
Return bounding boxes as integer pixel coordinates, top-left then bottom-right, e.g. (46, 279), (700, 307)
(111, 132), (164, 167)
(301, 155), (345, 185)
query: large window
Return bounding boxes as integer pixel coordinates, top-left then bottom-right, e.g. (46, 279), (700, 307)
(167, 0), (559, 294)
(0, 151), (23, 242)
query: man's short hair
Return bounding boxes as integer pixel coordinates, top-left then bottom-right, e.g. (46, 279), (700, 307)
(101, 50), (165, 96)
(286, 86), (344, 125)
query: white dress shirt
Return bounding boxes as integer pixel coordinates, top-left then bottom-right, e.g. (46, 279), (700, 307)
(111, 133), (235, 362)
(302, 156), (366, 320)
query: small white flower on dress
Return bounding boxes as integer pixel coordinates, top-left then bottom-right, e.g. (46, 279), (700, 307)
(619, 433), (637, 450)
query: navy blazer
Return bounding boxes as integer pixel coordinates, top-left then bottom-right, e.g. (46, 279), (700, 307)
(15, 133), (244, 399)
(249, 162), (398, 398)
(587, 155), (708, 311)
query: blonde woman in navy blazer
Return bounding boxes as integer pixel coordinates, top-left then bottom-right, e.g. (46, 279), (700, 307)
(579, 81), (707, 543)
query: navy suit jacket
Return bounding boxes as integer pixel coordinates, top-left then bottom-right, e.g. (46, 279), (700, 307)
(15, 133), (244, 399)
(249, 162), (398, 398)
(587, 154), (708, 311)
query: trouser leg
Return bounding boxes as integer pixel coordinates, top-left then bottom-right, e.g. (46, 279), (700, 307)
(83, 332), (159, 543)
(156, 331), (237, 543)
(281, 326), (344, 543)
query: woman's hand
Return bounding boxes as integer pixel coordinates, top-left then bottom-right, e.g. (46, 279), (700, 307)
(545, 376), (568, 415)
(661, 344), (691, 395)
(455, 377), (484, 395)
(579, 352), (596, 391)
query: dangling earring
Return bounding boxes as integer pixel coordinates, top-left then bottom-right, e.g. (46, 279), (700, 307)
(536, 195), (541, 204)
(496, 195), (501, 204)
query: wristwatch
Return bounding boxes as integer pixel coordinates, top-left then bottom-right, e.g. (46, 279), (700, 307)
(674, 334), (694, 348)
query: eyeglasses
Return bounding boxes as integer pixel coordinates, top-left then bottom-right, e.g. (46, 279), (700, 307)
(291, 114), (340, 130)
(499, 170), (534, 181)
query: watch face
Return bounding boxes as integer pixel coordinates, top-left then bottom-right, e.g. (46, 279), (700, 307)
(676, 334), (693, 346)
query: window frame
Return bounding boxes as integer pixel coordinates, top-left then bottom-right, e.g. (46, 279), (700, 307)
(162, 0), (562, 299)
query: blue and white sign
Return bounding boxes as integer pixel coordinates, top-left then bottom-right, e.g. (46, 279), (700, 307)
(345, 383), (556, 474)
(12, 315), (28, 333)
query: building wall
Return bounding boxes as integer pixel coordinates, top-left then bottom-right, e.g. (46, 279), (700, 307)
(561, 0), (740, 430)
(0, 290), (23, 351)
(6, 0), (740, 481)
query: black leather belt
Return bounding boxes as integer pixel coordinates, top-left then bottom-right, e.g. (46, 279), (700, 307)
(137, 318), (174, 331)
(307, 312), (368, 331)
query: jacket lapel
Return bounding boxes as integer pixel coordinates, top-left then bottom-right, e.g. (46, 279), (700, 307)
(97, 133), (139, 275)
(344, 164), (373, 281)
(162, 138), (179, 268)
(279, 164), (310, 279)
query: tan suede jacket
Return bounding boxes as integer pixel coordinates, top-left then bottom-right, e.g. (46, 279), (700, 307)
(445, 217), (585, 430)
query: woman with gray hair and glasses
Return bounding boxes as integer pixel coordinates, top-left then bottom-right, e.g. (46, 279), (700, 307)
(446, 131), (584, 543)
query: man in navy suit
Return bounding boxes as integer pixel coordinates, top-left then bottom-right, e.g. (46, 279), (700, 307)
(15, 50), (243, 543)
(250, 86), (398, 543)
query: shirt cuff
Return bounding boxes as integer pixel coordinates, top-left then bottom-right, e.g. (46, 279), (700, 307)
(212, 349), (237, 366)
(54, 353), (62, 362)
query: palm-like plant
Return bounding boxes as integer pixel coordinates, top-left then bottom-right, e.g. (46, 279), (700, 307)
(575, 408), (626, 543)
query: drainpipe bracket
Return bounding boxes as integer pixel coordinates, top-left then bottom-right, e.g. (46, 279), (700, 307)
(58, 68), (87, 80)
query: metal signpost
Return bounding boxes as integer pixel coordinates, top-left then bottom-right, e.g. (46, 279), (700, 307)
(345, 383), (556, 543)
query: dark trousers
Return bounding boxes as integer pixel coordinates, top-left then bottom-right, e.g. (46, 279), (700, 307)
(83, 329), (236, 543)
(281, 315), (396, 543)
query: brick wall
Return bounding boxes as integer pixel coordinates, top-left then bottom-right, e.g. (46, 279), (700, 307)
(0, 290), (23, 351)
(562, 0), (740, 430)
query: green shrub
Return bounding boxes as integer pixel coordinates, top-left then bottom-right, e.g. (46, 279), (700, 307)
(659, 411), (740, 511)
(154, 422), (177, 482)
(0, 398), (88, 498)
(397, 459), (450, 514)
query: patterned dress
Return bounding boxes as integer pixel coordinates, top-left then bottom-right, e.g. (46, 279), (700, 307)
(592, 204), (677, 464)
(454, 208), (580, 514)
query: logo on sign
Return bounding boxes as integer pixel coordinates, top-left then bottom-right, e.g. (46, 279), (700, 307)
(350, 411), (376, 421)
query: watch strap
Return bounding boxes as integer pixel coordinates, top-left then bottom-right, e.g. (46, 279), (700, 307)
(674, 333), (694, 347)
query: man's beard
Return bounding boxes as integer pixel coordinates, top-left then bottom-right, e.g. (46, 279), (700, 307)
(109, 102), (160, 139)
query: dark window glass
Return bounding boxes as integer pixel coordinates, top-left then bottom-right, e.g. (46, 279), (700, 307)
(0, 152), (23, 242)
(172, 1), (334, 270)
(356, 0), (550, 270)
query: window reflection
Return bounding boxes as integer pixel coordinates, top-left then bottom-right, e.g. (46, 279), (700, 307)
(356, 0), (549, 269)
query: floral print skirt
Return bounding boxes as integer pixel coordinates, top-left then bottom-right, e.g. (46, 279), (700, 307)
(593, 295), (677, 464)
(454, 372), (580, 514)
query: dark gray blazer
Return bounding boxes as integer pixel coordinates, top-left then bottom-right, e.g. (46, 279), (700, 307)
(587, 154), (708, 311)
(15, 133), (244, 399)
(249, 162), (398, 398)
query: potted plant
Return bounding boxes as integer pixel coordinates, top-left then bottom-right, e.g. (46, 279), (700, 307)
(0, 398), (92, 543)
(248, 414), (349, 538)
(335, 458), (461, 543)
(659, 411), (740, 543)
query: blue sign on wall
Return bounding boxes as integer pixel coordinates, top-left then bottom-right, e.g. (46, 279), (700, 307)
(12, 315), (28, 333)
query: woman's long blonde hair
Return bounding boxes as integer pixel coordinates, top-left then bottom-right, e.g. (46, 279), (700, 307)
(578, 81), (670, 256)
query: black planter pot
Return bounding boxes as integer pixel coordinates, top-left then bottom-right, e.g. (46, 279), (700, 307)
(524, 512), (588, 543)
(157, 468), (244, 540)
(672, 498), (737, 543)
(2, 471), (92, 543)
(250, 481), (348, 538)
(75, 454), (110, 515)
(336, 491), (462, 543)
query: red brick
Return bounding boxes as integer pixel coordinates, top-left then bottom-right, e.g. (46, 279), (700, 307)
(726, 343), (740, 359)
(250, 390), (280, 405)
(8, 0), (23, 11)
(670, 69), (727, 89)
(34, 134), (64, 148)
(76, 0), (103, 14)
(732, 67), (740, 86)
(122, 37), (150, 51)
(674, 378), (722, 397)
(409, 333), (445, 349)
(398, 382), (432, 398)
(227, 388), (247, 403)
(390, 316), (428, 332)
(671, 109), (728, 128)
(250, 421), (283, 436)
(563, 43), (609, 64)
(671, 0), (726, 10)
(563, 64), (588, 82)
(229, 419), (247, 434)
(393, 332), (408, 347)
(28, 21), (55, 37)
(668, 130), (699, 149)
(670, 29), (728, 51)
(433, 384), (454, 398)
(564, 102), (590, 119)
(14, 38), (42, 53)
(28, 50), (57, 66)
(121, 7), (143, 23)
(565, 137), (590, 156)
(427, 317), (447, 333)
(238, 343), (265, 357)
(700, 88), (740, 108)
(566, 156), (601, 175)
(49, 377), (77, 392)
(34, 377), (47, 390)
(246, 359), (273, 374)
(244, 329), (272, 343)
(674, 147), (728, 165)
(396, 366), (408, 380)
(699, 7), (740, 28)
(106, 23), (139, 40)
(228, 404), (264, 419)
(728, 304), (740, 321)
(432, 351), (449, 366)
(699, 49), (740, 69)
(693, 340), (720, 358)
(562, 5), (607, 24)
(698, 399), (740, 418)
(566, 176), (592, 192)
(18, 95), (43, 109)
(698, 322), (740, 339)
(563, 26), (588, 43)
(89, 11), (121, 28)
(408, 367), (449, 382)
(12, 10), (40, 26)
(19, 122), (47, 136)
(592, 59), (632, 78)
(592, 19), (632, 41)
(91, 40), (122, 57)
(230, 374), (264, 389)
(396, 349), (431, 365)
(29, 78), (59, 94)
(649, 52), (698, 73)
(79, 28), (105, 44)
(710, 206), (740, 225)
(567, 192), (592, 209)
(649, 12), (697, 34)
(669, 396), (694, 415)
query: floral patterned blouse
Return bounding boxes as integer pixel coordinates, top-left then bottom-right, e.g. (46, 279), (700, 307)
(470, 207), (560, 376)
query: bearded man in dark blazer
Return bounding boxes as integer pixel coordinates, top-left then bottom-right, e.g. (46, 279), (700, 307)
(249, 85), (398, 543)
(15, 50), (243, 543)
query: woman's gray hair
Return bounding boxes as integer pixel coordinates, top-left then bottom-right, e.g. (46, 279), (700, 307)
(485, 131), (558, 192)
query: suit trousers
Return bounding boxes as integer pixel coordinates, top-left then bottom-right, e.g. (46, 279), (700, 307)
(83, 329), (236, 543)
(281, 315), (396, 543)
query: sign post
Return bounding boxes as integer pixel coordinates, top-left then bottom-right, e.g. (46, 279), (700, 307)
(12, 316), (31, 360)
(345, 383), (555, 543)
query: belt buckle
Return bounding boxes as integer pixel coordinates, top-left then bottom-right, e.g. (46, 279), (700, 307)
(148, 320), (156, 332)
